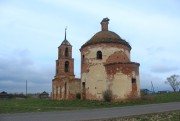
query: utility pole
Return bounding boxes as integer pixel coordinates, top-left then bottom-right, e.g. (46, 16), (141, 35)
(26, 80), (27, 98)
(151, 81), (155, 93)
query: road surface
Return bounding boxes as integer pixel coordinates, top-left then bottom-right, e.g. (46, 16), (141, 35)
(0, 102), (180, 121)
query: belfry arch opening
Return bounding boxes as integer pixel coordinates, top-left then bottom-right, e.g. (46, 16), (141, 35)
(65, 47), (68, 57)
(65, 61), (69, 72)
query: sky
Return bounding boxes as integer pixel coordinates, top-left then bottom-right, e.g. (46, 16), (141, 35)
(0, 0), (180, 94)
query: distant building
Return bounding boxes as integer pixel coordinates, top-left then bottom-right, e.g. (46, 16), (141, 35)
(52, 18), (140, 101)
(140, 89), (153, 95)
(0, 91), (10, 99)
(39, 91), (49, 99)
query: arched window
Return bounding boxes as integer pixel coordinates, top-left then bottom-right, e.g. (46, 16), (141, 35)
(65, 61), (69, 72)
(82, 55), (85, 64)
(97, 51), (102, 59)
(132, 78), (136, 84)
(58, 49), (61, 58)
(65, 47), (68, 57)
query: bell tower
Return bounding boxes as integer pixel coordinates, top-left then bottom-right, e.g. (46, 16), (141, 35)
(55, 28), (75, 79)
(52, 29), (81, 100)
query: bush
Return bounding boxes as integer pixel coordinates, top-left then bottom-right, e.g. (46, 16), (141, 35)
(76, 93), (81, 99)
(103, 89), (113, 102)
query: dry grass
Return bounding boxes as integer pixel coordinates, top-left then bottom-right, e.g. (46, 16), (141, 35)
(89, 111), (180, 121)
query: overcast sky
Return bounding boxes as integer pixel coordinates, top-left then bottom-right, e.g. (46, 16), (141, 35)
(0, 0), (180, 94)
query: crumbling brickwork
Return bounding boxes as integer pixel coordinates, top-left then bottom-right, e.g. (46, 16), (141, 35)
(80, 18), (140, 101)
(52, 18), (140, 101)
(52, 33), (80, 100)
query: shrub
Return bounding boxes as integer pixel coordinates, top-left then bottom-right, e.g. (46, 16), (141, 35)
(76, 93), (81, 99)
(103, 89), (113, 102)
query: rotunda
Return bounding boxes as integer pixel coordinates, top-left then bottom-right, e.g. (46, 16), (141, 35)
(80, 18), (140, 101)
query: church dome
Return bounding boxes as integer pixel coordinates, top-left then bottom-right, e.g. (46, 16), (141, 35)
(80, 18), (131, 50)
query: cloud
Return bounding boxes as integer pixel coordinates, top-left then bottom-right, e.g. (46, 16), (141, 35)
(0, 0), (180, 93)
(140, 72), (171, 92)
(151, 64), (179, 73)
(0, 49), (53, 93)
(146, 47), (165, 55)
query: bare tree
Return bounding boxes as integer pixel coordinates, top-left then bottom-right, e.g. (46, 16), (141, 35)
(165, 75), (180, 92)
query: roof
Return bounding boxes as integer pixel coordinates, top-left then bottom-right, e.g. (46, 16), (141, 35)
(61, 39), (71, 46)
(80, 31), (131, 50)
(60, 28), (71, 46)
(40, 91), (49, 95)
(104, 62), (140, 66)
(80, 18), (131, 50)
(0, 91), (8, 95)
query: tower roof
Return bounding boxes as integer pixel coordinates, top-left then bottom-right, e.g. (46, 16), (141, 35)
(61, 40), (71, 46)
(61, 28), (71, 46)
(80, 18), (131, 50)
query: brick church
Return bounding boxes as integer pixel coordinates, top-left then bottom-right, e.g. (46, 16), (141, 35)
(52, 18), (140, 101)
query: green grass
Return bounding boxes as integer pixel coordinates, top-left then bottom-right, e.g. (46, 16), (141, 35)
(0, 92), (179, 114)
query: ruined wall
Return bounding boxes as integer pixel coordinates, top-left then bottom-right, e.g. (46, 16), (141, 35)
(52, 78), (66, 100)
(111, 73), (140, 100)
(52, 78), (81, 100)
(111, 72), (131, 99)
(105, 63), (140, 100)
(68, 79), (81, 99)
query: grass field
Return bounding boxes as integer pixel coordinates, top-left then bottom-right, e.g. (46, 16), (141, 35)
(0, 92), (179, 114)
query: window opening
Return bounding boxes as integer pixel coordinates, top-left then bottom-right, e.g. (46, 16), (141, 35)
(82, 55), (85, 63)
(65, 47), (68, 57)
(65, 61), (69, 72)
(97, 51), (102, 59)
(132, 78), (136, 84)
(82, 82), (86, 92)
